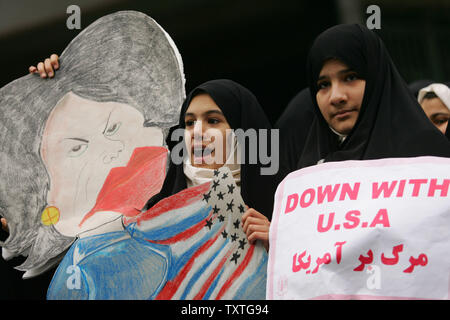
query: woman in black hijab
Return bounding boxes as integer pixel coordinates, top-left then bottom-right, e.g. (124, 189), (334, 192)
(275, 87), (316, 175)
(297, 24), (450, 169)
(144, 79), (282, 250)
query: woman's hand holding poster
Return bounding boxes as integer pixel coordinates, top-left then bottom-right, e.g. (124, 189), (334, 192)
(267, 156), (450, 300)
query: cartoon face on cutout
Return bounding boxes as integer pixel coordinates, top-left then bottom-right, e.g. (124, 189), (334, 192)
(40, 92), (164, 237)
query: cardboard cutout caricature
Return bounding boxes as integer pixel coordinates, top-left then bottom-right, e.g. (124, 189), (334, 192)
(0, 11), (267, 300)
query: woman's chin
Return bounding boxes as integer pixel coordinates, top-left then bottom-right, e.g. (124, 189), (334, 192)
(190, 154), (223, 170)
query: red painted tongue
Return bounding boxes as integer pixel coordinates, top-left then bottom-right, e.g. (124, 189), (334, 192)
(79, 146), (168, 227)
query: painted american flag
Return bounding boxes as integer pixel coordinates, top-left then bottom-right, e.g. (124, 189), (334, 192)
(124, 166), (268, 299)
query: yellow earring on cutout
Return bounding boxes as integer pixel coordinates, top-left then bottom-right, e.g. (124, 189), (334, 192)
(41, 206), (60, 226)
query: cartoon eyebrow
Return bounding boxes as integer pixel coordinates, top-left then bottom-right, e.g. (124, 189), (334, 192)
(64, 137), (89, 143)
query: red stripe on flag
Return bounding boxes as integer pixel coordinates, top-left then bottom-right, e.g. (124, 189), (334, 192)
(125, 182), (211, 225)
(155, 224), (226, 300)
(215, 244), (256, 300)
(147, 209), (214, 245)
(193, 247), (234, 300)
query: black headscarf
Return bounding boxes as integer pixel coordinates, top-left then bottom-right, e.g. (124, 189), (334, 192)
(297, 24), (450, 169)
(275, 87), (316, 175)
(408, 79), (434, 98)
(446, 123), (450, 141)
(144, 79), (282, 219)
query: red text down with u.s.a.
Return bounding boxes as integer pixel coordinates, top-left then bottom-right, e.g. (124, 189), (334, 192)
(267, 156), (450, 300)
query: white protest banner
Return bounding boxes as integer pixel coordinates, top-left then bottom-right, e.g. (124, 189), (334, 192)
(267, 156), (450, 300)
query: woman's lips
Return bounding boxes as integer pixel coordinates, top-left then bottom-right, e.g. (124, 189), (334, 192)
(333, 109), (356, 119)
(192, 145), (214, 162)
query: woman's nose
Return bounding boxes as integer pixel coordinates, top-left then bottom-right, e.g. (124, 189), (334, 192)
(102, 139), (124, 164)
(329, 83), (347, 106)
(193, 120), (205, 141)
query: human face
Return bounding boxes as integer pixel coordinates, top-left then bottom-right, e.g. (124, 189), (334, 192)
(420, 98), (450, 134)
(184, 93), (232, 170)
(40, 92), (163, 237)
(316, 59), (366, 135)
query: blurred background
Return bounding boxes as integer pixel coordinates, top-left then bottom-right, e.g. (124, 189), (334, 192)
(0, 0), (449, 124)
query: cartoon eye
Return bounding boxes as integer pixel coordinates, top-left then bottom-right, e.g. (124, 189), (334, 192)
(68, 143), (88, 157)
(104, 122), (121, 136)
